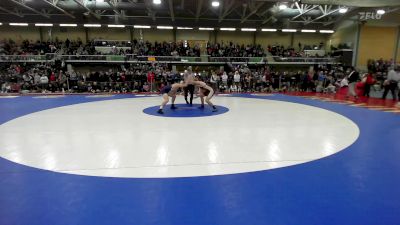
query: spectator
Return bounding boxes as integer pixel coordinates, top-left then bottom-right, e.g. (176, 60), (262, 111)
(210, 71), (218, 91)
(221, 72), (228, 86)
(1, 82), (11, 93)
(234, 71), (241, 86)
(382, 66), (400, 100)
(346, 67), (359, 100)
(143, 82), (150, 92)
(363, 71), (376, 97)
(230, 83), (238, 92)
(40, 74), (49, 92)
(34, 72), (41, 86)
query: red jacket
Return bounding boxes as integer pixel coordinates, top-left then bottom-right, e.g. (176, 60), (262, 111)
(366, 74), (375, 85)
(147, 72), (155, 83)
(50, 73), (56, 82)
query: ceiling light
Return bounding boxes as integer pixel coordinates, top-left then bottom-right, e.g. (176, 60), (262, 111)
(211, 1), (220, 7)
(282, 29), (296, 32)
(279, 4), (287, 10)
(220, 28), (236, 31)
(261, 28), (277, 32)
(339, 8), (348, 13)
(108, 24), (125, 28)
(35, 23), (53, 27)
(60, 24), (77, 27)
(320, 30), (334, 33)
(177, 27), (193, 30)
(157, 26), (173, 29)
(241, 28), (256, 31)
(153, 0), (161, 4)
(134, 25), (151, 29)
(9, 23), (28, 26)
(199, 27), (214, 30)
(84, 24), (101, 27)
(301, 29), (316, 33)
(96, 0), (104, 2)
(377, 9), (385, 15)
(0, 23), (2, 26)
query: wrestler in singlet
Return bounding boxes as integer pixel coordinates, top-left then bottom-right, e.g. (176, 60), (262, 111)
(194, 80), (217, 112)
(157, 83), (183, 114)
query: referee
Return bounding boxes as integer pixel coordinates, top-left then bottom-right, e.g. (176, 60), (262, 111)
(184, 67), (195, 105)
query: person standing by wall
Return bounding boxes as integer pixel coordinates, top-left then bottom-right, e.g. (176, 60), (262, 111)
(221, 72), (228, 87)
(382, 66), (400, 100)
(210, 71), (218, 92)
(363, 71), (376, 97)
(40, 73), (49, 93)
(346, 67), (360, 100)
(396, 64), (400, 107)
(147, 70), (155, 92)
(234, 71), (241, 86)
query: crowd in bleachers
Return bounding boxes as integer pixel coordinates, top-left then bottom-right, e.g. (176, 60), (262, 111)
(0, 62), (387, 98)
(206, 42), (265, 57)
(0, 39), (201, 57)
(267, 42), (326, 58)
(365, 58), (396, 84)
(1, 61), (399, 102)
(0, 63), (160, 93)
(268, 45), (304, 57)
(1, 39), (332, 58)
(0, 39), (96, 56)
(0, 39), (59, 55)
(367, 58), (394, 73)
(135, 40), (201, 57)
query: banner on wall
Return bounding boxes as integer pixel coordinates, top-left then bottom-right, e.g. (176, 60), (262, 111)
(358, 12), (383, 20)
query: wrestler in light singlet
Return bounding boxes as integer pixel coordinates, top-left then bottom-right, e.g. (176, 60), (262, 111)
(194, 80), (217, 112)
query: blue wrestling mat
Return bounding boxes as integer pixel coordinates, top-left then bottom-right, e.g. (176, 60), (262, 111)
(0, 94), (399, 225)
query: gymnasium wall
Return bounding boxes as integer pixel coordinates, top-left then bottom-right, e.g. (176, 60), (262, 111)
(293, 33), (329, 50)
(256, 32), (291, 48)
(329, 22), (358, 49)
(134, 29), (175, 42)
(397, 34), (400, 64)
(216, 31), (254, 45)
(357, 25), (399, 69)
(176, 30), (209, 41)
(88, 27), (131, 41)
(41, 27), (87, 42)
(0, 26), (41, 43)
